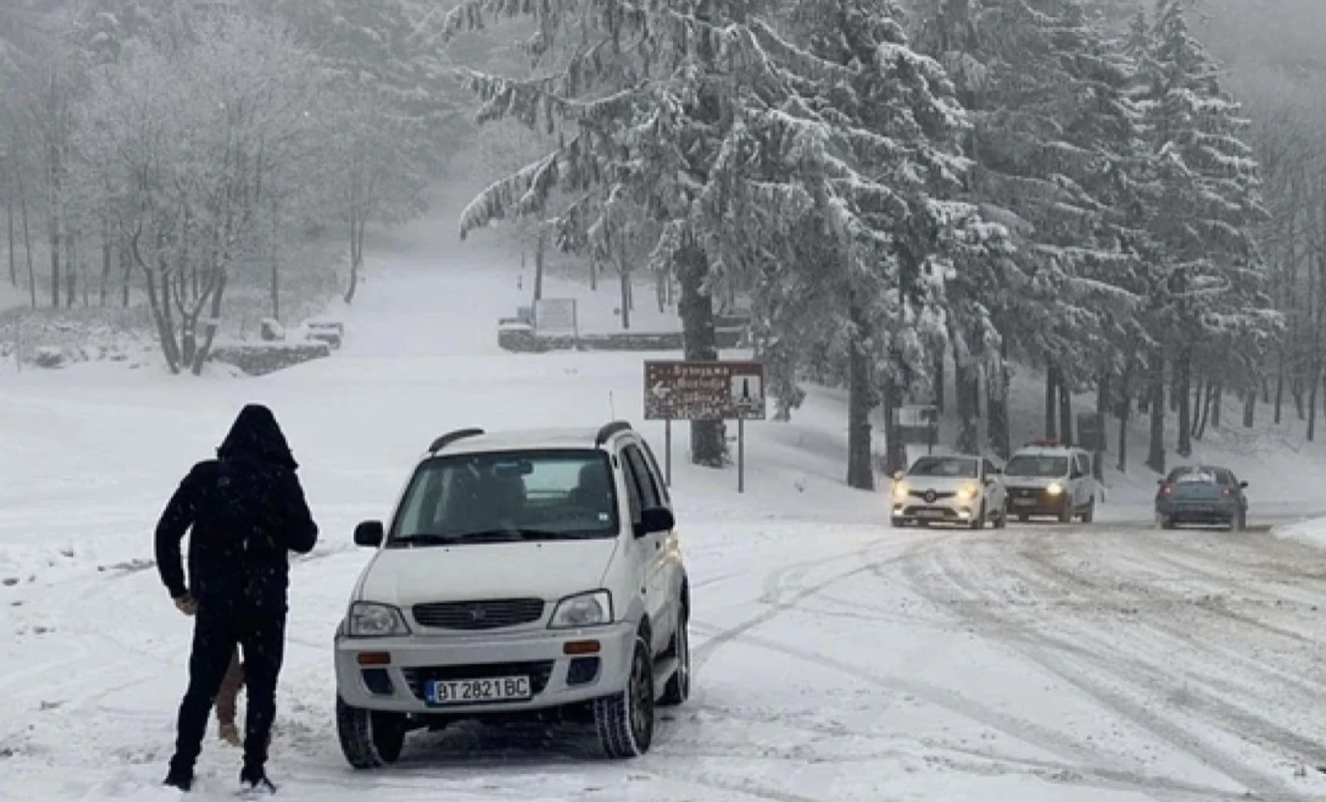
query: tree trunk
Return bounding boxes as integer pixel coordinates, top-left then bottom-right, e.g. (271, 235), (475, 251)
(99, 224), (112, 307)
(618, 267), (631, 329)
(1309, 363), (1321, 442)
(1044, 366), (1058, 439)
(6, 194), (14, 287)
(1190, 375), (1205, 439)
(986, 341), (1011, 459)
(1058, 369), (1073, 447)
(344, 211), (364, 305)
(1274, 355), (1285, 424)
(1176, 347), (1192, 458)
(269, 201), (280, 319)
(676, 237), (725, 467)
(534, 227), (546, 302)
(47, 203), (59, 308)
(933, 347), (946, 414)
(1243, 387), (1256, 428)
(120, 242), (132, 307)
(955, 356), (979, 455)
(655, 269), (667, 313)
(19, 170), (34, 307)
(1211, 384), (1222, 429)
(1146, 354), (1165, 474)
(192, 269), (227, 376)
(882, 371), (907, 476)
(846, 298), (875, 491)
(1116, 365), (1131, 473)
(65, 231), (76, 308)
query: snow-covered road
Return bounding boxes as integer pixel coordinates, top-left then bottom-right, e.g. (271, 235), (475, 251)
(6, 513), (1326, 801)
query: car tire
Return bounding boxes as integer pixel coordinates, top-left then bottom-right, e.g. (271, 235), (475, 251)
(336, 695), (406, 769)
(594, 633), (655, 758)
(659, 609), (690, 707)
(1058, 500), (1072, 523)
(1232, 509), (1246, 531)
(969, 502), (986, 530)
(1159, 515), (1175, 530)
(1081, 500), (1095, 523)
(993, 507), (1007, 529)
(891, 517), (907, 528)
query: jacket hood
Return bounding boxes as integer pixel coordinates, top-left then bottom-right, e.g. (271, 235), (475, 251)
(216, 404), (298, 470)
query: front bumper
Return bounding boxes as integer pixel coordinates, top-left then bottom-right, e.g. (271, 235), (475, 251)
(1005, 487), (1069, 516)
(891, 496), (980, 525)
(334, 621), (636, 714)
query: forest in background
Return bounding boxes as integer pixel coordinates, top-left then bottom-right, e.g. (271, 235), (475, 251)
(3, 0), (1325, 490)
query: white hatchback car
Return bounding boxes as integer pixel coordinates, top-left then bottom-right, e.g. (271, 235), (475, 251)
(334, 422), (689, 767)
(890, 453), (1008, 529)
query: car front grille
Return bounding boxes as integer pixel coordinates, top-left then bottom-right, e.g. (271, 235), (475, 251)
(401, 660), (556, 701)
(908, 489), (955, 500)
(412, 598), (546, 630)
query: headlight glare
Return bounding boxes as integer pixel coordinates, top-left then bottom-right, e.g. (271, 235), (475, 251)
(1046, 482), (1064, 496)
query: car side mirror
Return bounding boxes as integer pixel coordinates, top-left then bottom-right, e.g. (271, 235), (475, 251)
(1239, 481), (1248, 488)
(635, 506), (674, 537)
(354, 520), (384, 548)
(892, 470), (905, 482)
(1157, 478), (1165, 485)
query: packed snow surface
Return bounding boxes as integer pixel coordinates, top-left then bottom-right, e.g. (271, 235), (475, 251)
(4, 236), (1326, 802)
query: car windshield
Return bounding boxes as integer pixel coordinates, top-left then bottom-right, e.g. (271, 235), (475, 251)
(908, 456), (978, 478)
(387, 449), (619, 547)
(1005, 455), (1069, 478)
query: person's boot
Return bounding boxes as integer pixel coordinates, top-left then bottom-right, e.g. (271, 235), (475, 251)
(239, 763), (276, 795)
(162, 763), (193, 792)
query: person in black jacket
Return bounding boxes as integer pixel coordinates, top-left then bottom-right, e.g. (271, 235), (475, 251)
(155, 404), (318, 794)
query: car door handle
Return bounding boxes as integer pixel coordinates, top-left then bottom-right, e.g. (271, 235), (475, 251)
(655, 540), (661, 550)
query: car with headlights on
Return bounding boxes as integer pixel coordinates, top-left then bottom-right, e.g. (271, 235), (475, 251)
(1155, 465), (1248, 530)
(890, 453), (1007, 529)
(1002, 441), (1096, 523)
(334, 421), (689, 767)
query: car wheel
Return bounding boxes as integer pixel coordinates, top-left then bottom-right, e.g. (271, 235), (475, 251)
(891, 517), (907, 528)
(1058, 500), (1072, 523)
(993, 506), (1007, 529)
(336, 695), (406, 769)
(969, 502), (986, 530)
(594, 632), (655, 758)
(1081, 500), (1095, 523)
(1232, 509), (1246, 531)
(658, 609), (690, 707)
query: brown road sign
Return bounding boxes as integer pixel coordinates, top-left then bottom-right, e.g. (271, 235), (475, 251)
(644, 360), (766, 421)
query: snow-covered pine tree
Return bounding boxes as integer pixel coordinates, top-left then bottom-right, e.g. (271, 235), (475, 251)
(912, 0), (1152, 455)
(729, 0), (1011, 486)
(1134, 0), (1278, 461)
(441, 1), (796, 468)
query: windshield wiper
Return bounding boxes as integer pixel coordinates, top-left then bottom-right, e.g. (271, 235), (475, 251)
(390, 528), (595, 547)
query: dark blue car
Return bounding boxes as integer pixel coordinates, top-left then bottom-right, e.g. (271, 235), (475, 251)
(1155, 465), (1248, 530)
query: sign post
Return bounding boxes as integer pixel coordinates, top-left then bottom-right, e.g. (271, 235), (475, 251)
(644, 360), (766, 493)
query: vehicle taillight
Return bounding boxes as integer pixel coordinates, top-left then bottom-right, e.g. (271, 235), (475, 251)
(1160, 484), (1173, 496)
(1221, 486), (1233, 497)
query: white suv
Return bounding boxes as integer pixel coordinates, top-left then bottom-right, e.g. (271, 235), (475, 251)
(334, 421), (690, 767)
(1002, 441), (1097, 522)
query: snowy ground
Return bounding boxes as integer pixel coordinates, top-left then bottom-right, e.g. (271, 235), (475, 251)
(4, 208), (1326, 801)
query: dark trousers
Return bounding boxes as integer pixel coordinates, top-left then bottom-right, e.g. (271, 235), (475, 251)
(170, 605), (285, 775)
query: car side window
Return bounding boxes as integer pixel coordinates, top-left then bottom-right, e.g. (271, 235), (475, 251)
(623, 444), (662, 509)
(1074, 454), (1089, 478)
(618, 453), (643, 524)
(982, 458), (997, 478)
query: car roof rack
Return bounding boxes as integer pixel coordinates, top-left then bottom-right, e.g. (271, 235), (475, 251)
(428, 427), (485, 453)
(595, 420), (633, 446)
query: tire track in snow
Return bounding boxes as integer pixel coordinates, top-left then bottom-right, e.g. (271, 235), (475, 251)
(902, 530), (1322, 801)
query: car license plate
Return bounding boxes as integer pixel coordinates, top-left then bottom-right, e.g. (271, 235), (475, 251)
(917, 509), (944, 518)
(425, 676), (531, 705)
(1013, 497), (1037, 506)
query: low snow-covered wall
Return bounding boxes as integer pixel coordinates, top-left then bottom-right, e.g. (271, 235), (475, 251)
(497, 313), (749, 353)
(209, 340), (331, 376)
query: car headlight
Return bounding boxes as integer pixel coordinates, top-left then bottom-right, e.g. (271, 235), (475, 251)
(956, 483), (979, 501)
(892, 481), (909, 501)
(1046, 482), (1064, 496)
(548, 590), (613, 629)
(346, 602), (412, 637)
